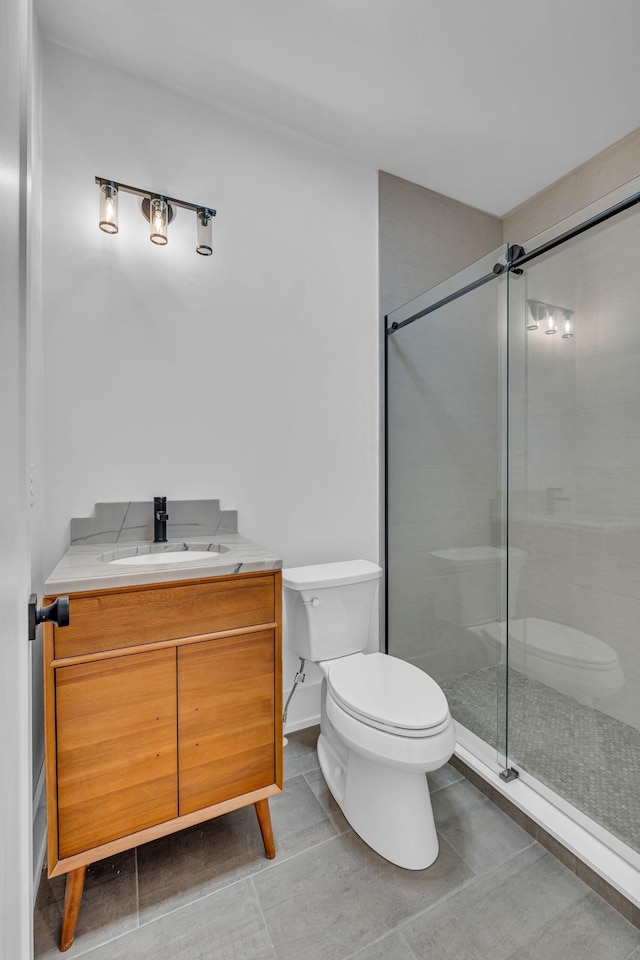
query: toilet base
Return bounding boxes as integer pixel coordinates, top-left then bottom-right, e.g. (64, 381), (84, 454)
(317, 732), (439, 870)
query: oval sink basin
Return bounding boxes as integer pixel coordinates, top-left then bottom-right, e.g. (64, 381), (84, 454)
(108, 551), (217, 567)
(98, 544), (230, 567)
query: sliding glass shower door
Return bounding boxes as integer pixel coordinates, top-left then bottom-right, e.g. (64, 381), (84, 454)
(386, 246), (510, 767)
(386, 176), (640, 862)
(506, 190), (640, 857)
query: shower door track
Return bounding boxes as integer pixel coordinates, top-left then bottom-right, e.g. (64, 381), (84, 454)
(385, 182), (640, 335)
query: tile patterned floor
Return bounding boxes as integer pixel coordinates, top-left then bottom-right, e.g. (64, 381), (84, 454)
(441, 666), (640, 852)
(34, 727), (640, 960)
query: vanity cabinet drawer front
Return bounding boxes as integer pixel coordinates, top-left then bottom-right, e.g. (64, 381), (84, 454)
(52, 574), (277, 658)
(56, 648), (178, 859)
(178, 630), (276, 815)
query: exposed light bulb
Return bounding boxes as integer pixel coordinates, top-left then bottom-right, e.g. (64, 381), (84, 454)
(149, 197), (168, 245)
(99, 182), (118, 234)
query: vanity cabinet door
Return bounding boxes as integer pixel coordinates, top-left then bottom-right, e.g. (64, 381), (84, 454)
(55, 648), (178, 858)
(178, 630), (276, 815)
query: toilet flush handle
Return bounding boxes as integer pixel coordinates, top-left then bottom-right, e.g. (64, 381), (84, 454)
(302, 597), (320, 607)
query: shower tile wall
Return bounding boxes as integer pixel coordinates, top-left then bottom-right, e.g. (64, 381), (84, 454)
(380, 172), (504, 685)
(387, 249), (506, 684)
(509, 207), (640, 731)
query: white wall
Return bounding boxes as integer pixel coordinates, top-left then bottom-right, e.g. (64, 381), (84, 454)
(41, 42), (379, 714)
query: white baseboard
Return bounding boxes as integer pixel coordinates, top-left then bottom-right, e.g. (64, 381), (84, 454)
(284, 712), (321, 734)
(32, 763), (47, 901)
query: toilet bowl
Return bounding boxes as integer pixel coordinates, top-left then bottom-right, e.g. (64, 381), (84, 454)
(471, 617), (625, 702)
(428, 546), (623, 703)
(283, 560), (456, 870)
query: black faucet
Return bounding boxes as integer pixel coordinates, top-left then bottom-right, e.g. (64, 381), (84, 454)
(153, 496), (169, 542)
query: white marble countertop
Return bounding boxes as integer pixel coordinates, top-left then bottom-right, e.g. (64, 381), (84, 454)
(44, 534), (283, 595)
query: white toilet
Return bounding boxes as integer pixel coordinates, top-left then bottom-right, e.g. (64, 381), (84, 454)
(283, 559), (456, 870)
(429, 546), (624, 703)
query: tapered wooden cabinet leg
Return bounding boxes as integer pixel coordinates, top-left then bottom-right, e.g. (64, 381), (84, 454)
(60, 865), (87, 952)
(254, 798), (276, 859)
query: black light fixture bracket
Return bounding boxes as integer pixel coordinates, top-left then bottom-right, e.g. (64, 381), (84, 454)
(95, 177), (216, 218)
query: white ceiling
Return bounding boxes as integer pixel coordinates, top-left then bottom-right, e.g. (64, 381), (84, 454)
(35, 0), (640, 215)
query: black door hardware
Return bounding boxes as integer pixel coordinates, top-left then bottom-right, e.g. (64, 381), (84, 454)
(28, 594), (70, 642)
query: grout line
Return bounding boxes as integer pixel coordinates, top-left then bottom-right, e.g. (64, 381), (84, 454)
(254, 830), (351, 877)
(249, 875), (279, 959)
(342, 927), (420, 960)
(439, 823), (538, 875)
(285, 762), (320, 784)
(378, 837), (546, 948)
(125, 873), (253, 933)
(133, 847), (140, 928)
(113, 831), (351, 937)
(426, 770), (465, 796)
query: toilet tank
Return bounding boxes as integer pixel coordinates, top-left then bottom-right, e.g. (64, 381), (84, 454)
(429, 546), (527, 626)
(283, 560), (382, 661)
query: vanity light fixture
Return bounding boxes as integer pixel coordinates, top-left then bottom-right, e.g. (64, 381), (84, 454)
(95, 177), (216, 256)
(196, 208), (214, 256)
(99, 181), (118, 234)
(526, 300), (574, 340)
(544, 309), (557, 335)
(561, 310), (575, 339)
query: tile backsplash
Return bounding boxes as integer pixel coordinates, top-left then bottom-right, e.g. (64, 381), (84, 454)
(70, 499), (238, 544)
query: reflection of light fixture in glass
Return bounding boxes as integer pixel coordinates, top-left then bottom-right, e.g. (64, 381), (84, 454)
(99, 181), (118, 233)
(196, 208), (213, 256)
(95, 176), (216, 257)
(561, 310), (575, 338)
(526, 301), (540, 330)
(526, 299), (574, 341)
(544, 309), (557, 334)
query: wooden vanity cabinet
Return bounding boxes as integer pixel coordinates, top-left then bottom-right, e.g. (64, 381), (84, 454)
(43, 569), (283, 952)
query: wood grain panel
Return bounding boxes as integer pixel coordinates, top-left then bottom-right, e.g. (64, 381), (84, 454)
(178, 631), (275, 815)
(49, 784), (281, 877)
(52, 573), (275, 659)
(56, 648), (178, 858)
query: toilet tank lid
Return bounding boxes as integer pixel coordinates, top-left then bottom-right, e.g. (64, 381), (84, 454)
(283, 559), (382, 590)
(430, 546), (527, 564)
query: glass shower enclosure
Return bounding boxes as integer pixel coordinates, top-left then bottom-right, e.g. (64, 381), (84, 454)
(385, 177), (640, 867)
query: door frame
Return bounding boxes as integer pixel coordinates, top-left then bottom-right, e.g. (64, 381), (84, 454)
(0, 0), (35, 955)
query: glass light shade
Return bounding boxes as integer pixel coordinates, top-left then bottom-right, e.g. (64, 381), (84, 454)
(99, 182), (118, 234)
(562, 313), (575, 338)
(544, 310), (557, 334)
(150, 197), (168, 245)
(196, 209), (213, 256)
(526, 303), (540, 331)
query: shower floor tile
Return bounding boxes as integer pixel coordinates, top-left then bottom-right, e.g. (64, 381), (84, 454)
(441, 666), (640, 853)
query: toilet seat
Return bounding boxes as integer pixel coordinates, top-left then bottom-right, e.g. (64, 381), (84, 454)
(324, 653), (450, 738)
(474, 618), (621, 670)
